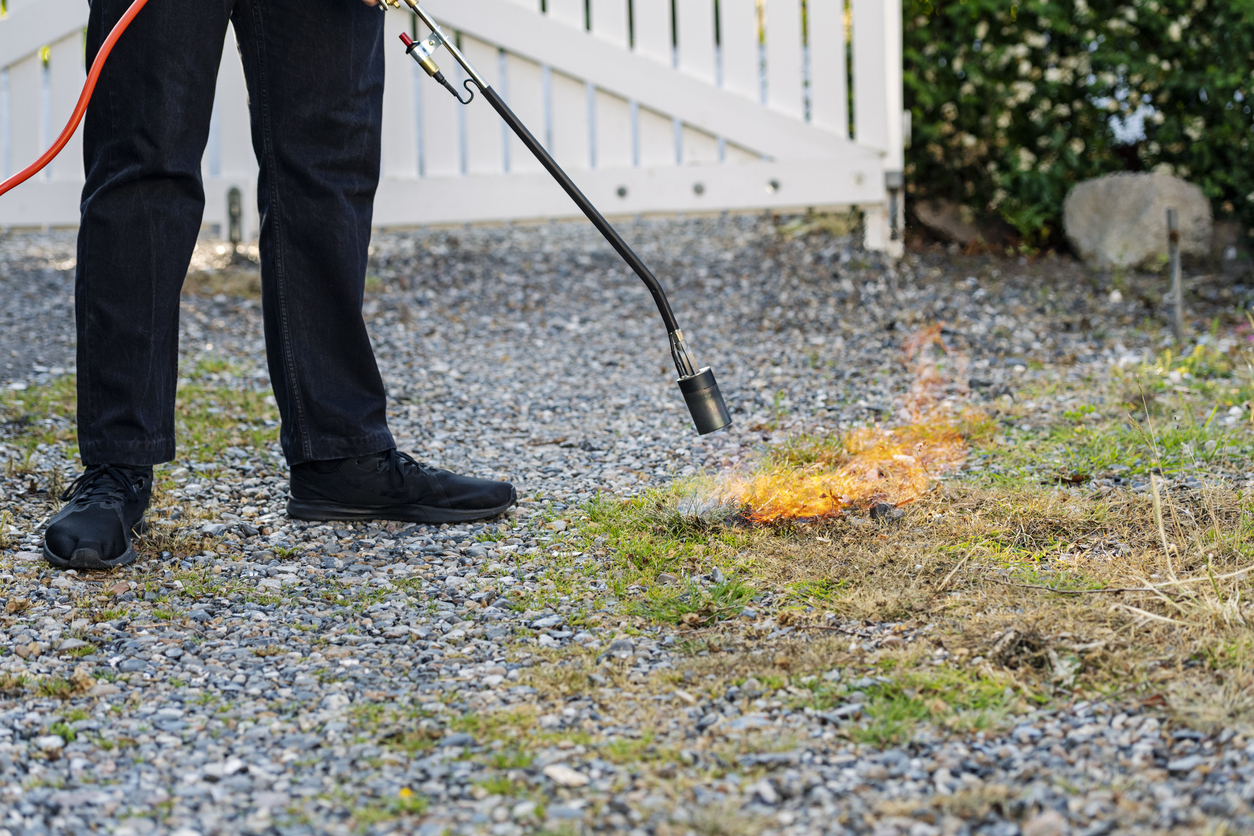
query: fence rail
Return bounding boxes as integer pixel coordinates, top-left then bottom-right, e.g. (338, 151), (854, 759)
(0, 0), (904, 253)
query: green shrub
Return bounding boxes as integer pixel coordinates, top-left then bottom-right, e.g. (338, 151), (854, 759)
(905, 0), (1254, 245)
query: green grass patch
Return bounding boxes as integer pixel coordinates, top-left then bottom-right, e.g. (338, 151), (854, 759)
(175, 357), (278, 461)
(47, 721), (77, 743)
(628, 579), (755, 625)
(0, 375), (78, 469)
(345, 790), (429, 829)
(841, 667), (1021, 747)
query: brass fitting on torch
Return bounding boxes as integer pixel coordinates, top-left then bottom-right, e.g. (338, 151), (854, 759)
(399, 31), (442, 78)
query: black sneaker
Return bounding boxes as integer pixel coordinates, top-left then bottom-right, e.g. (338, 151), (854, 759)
(287, 449), (516, 524)
(42, 464), (153, 570)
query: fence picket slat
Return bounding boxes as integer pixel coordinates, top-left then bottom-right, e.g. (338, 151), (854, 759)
(681, 126), (719, 165)
(594, 88), (632, 169)
(675, 0), (716, 84)
(546, 0), (584, 28)
(419, 30), (464, 177)
(461, 35), (505, 174)
(211, 27), (258, 237)
(502, 52), (546, 172)
(496, 0), (544, 174)
(381, 28), (419, 179)
(46, 33), (85, 183)
(590, 0), (628, 46)
(214, 33), (254, 181)
(637, 105), (675, 167)
(809, 0), (849, 137)
(720, 0), (759, 101)
(674, 0), (718, 167)
(851, 0), (888, 152)
(632, 0), (671, 65)
(591, 0), (631, 169)
(549, 70), (591, 170)
(8, 55), (42, 181)
(764, 0), (803, 119)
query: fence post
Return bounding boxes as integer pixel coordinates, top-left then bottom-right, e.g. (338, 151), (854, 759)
(853, 0), (904, 258)
(1167, 208), (1184, 344)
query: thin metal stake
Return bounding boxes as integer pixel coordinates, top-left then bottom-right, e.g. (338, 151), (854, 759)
(1167, 208), (1184, 344)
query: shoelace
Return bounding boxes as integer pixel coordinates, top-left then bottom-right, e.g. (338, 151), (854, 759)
(375, 449), (433, 490)
(60, 464), (142, 505)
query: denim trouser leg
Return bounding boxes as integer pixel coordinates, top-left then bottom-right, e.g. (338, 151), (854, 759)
(76, 0), (395, 467)
(76, 0), (231, 466)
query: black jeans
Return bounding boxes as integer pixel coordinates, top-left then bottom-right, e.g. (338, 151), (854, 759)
(76, 0), (395, 467)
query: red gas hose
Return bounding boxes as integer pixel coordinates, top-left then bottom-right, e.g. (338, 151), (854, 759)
(0, 0), (150, 198)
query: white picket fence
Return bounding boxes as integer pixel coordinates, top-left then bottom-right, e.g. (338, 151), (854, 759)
(0, 0), (904, 253)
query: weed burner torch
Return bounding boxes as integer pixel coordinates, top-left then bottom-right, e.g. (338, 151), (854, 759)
(387, 0), (731, 435)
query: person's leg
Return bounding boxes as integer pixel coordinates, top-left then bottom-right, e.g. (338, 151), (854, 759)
(75, 0), (231, 466)
(230, 0), (394, 466)
(49, 0), (231, 569)
(231, 0), (514, 523)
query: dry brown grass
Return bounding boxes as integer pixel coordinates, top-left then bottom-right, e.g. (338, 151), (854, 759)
(590, 475), (1254, 731)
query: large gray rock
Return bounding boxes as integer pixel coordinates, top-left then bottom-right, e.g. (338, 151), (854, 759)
(1063, 173), (1212, 269)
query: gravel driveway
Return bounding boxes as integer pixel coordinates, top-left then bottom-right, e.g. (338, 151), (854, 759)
(0, 218), (1251, 835)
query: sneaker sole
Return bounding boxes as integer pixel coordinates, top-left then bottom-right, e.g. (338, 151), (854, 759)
(286, 489), (517, 524)
(42, 541), (138, 571)
(42, 518), (146, 571)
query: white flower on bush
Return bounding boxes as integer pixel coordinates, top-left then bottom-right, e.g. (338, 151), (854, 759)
(1023, 31), (1048, 50)
(1069, 138), (1086, 154)
(940, 102), (959, 121)
(1010, 81), (1035, 104)
(1017, 148), (1037, 171)
(1185, 116), (1204, 141)
(975, 20), (990, 40)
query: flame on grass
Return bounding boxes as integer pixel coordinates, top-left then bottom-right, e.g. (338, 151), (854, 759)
(726, 324), (977, 524)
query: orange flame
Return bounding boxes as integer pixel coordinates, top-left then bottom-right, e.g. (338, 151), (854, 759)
(726, 324), (976, 523)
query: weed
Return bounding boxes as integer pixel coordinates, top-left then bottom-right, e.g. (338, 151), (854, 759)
(630, 579), (755, 626)
(476, 775), (525, 796)
(0, 673), (29, 695)
(488, 748), (534, 770)
(48, 722), (77, 743)
(349, 789), (428, 827)
(36, 678), (75, 700)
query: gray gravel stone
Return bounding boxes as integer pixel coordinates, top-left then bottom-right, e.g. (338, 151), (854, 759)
(0, 221), (1251, 835)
